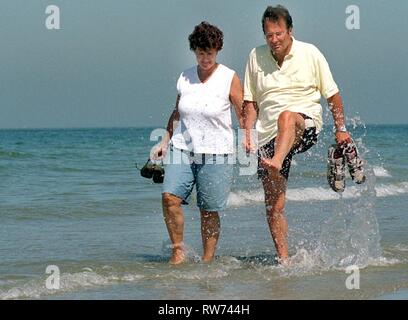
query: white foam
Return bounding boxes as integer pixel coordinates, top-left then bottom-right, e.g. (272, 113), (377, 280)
(227, 189), (264, 206)
(392, 244), (408, 252)
(227, 182), (408, 206)
(251, 248), (399, 278)
(362, 256), (401, 267)
(0, 270), (145, 300)
(376, 182), (408, 197)
(373, 166), (392, 177)
(287, 187), (343, 201)
(168, 269), (229, 280)
(227, 187), (350, 206)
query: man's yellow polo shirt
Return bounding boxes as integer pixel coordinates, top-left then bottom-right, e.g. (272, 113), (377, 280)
(244, 38), (339, 146)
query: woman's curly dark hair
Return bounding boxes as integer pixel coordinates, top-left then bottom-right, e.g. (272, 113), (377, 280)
(188, 21), (223, 51)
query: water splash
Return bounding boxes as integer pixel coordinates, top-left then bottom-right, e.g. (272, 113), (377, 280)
(316, 157), (382, 269)
(281, 112), (382, 271)
(161, 240), (201, 263)
(373, 166), (391, 177)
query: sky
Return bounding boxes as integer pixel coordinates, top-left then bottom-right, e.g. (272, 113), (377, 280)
(1, 0), (407, 129)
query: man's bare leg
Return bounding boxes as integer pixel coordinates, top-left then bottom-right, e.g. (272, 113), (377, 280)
(261, 111), (305, 171)
(162, 193), (185, 265)
(261, 168), (289, 263)
(200, 210), (220, 263)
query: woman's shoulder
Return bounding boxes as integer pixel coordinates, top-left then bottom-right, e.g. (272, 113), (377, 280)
(177, 66), (198, 86)
(217, 64), (236, 76)
(180, 65), (197, 77)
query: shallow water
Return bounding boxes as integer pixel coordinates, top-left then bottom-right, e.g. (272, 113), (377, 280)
(0, 125), (407, 299)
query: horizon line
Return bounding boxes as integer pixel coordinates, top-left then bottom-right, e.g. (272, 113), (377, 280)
(0, 123), (407, 131)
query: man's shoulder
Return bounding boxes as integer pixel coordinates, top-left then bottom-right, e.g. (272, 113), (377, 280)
(247, 44), (269, 57)
(294, 39), (322, 56)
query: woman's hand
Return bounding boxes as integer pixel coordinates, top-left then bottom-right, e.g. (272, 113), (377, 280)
(151, 142), (168, 160)
(242, 130), (256, 154)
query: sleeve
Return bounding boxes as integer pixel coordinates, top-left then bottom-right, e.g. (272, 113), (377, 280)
(314, 48), (339, 99)
(176, 72), (183, 96)
(243, 50), (257, 102)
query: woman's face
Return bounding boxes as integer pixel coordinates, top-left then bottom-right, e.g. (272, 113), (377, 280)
(194, 48), (218, 71)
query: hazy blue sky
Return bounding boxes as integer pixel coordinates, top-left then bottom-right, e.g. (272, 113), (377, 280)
(1, 0), (407, 128)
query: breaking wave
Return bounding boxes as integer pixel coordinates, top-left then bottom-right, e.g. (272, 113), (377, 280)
(227, 182), (408, 207)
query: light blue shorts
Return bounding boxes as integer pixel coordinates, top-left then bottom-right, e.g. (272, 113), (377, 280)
(162, 147), (233, 212)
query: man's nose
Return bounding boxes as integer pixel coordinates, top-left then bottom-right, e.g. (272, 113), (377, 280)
(271, 35), (279, 42)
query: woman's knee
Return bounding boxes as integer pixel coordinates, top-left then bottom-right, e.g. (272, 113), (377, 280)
(162, 193), (182, 208)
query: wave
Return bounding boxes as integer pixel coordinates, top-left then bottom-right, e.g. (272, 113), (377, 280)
(373, 166), (392, 177)
(0, 268), (145, 300)
(0, 257), (240, 300)
(1, 240), (400, 300)
(2, 252), (396, 300)
(393, 244), (408, 252)
(0, 150), (33, 159)
(375, 182), (408, 197)
(250, 248), (400, 278)
(227, 182), (408, 206)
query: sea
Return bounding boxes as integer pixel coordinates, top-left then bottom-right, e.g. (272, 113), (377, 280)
(1, 122), (407, 300)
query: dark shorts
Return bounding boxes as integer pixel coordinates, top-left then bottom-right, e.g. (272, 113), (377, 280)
(257, 114), (318, 180)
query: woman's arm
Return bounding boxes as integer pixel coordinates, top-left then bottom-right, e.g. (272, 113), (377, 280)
(153, 95), (180, 159)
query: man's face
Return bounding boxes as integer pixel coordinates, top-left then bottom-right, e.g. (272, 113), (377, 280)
(264, 18), (292, 57)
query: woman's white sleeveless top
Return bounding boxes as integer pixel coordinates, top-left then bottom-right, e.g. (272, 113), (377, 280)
(171, 64), (235, 154)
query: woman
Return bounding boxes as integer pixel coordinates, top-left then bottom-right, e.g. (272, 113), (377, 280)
(154, 21), (243, 264)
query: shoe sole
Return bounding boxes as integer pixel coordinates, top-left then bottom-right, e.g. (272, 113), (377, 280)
(344, 139), (366, 184)
(327, 145), (345, 193)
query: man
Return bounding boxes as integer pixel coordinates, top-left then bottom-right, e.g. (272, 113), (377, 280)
(243, 5), (358, 264)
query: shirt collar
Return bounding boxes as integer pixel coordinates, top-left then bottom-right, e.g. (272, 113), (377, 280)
(270, 36), (297, 63)
(286, 36), (297, 57)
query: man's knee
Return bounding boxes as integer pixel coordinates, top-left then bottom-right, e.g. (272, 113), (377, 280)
(266, 204), (285, 214)
(278, 111), (296, 126)
(266, 206), (285, 223)
(278, 111), (305, 132)
(264, 193), (286, 216)
(162, 193), (182, 208)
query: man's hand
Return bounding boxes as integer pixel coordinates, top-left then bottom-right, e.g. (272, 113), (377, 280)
(242, 101), (258, 154)
(335, 131), (351, 145)
(327, 93), (351, 145)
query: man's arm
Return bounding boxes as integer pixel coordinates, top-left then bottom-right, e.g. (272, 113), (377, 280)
(229, 73), (244, 129)
(327, 92), (351, 144)
(242, 101), (258, 152)
(242, 49), (260, 152)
